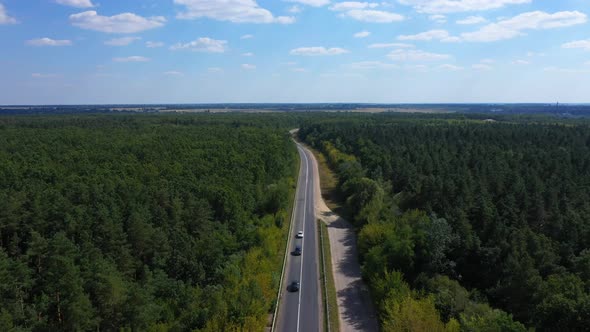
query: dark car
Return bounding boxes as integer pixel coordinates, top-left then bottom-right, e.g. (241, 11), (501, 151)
(289, 281), (300, 292)
(292, 245), (302, 256)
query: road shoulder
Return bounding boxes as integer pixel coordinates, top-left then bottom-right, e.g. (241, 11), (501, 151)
(304, 144), (380, 332)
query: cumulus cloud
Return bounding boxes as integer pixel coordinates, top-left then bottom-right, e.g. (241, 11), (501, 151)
(32, 73), (59, 78)
(329, 2), (404, 23)
(241, 63), (256, 70)
(70, 11), (166, 33)
(170, 37), (228, 52)
(456, 16), (487, 25)
(472, 63), (493, 70)
(242, 52), (254, 56)
(146, 41), (164, 48)
(387, 49), (450, 61)
(438, 64), (463, 70)
(354, 30), (371, 38)
(174, 0), (295, 24)
(562, 39), (590, 51)
(512, 59), (530, 65)
(543, 66), (589, 73)
(398, 0), (531, 14)
(368, 42), (414, 48)
(0, 3), (17, 24)
(26, 38), (72, 46)
(113, 56), (150, 62)
(347, 61), (398, 69)
(240, 34), (254, 39)
(461, 11), (587, 42)
(55, 0), (95, 8)
(286, 0), (330, 7)
(288, 5), (302, 13)
(329, 2), (378, 11)
(398, 29), (459, 42)
(290, 46), (349, 56)
(429, 14), (446, 24)
(105, 37), (141, 46)
(164, 71), (184, 76)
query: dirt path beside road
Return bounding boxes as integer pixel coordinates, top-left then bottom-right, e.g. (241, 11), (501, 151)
(304, 145), (379, 332)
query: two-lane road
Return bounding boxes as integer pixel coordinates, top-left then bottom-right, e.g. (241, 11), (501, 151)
(275, 142), (322, 332)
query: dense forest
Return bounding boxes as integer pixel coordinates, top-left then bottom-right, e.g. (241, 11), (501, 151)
(299, 116), (590, 331)
(0, 115), (298, 331)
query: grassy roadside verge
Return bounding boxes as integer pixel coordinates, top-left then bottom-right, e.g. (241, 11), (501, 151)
(319, 220), (340, 332)
(300, 143), (352, 221)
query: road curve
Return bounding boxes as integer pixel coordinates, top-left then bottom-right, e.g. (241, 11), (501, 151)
(275, 142), (322, 332)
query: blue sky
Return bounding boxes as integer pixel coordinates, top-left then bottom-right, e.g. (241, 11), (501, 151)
(1, 0), (589, 104)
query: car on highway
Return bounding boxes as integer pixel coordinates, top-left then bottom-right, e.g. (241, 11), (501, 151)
(292, 245), (302, 256)
(296, 231), (304, 238)
(288, 281), (300, 292)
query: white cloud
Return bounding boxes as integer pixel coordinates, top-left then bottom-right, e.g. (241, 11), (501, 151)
(174, 0), (295, 24)
(105, 36), (141, 46)
(472, 63), (493, 70)
(286, 0), (330, 7)
(290, 46), (349, 56)
(429, 14), (446, 24)
(354, 30), (371, 38)
(170, 37), (227, 53)
(329, 2), (378, 11)
(480, 58), (495, 63)
(55, 0), (95, 8)
(113, 56), (150, 62)
(26, 38), (72, 46)
(0, 3), (17, 24)
(241, 34), (254, 39)
(70, 11), (166, 33)
(288, 5), (302, 13)
(347, 61), (398, 69)
(405, 64), (429, 72)
(512, 59), (530, 65)
(208, 67), (223, 72)
(456, 16), (487, 25)
(31, 73), (59, 78)
(461, 11), (587, 42)
(329, 2), (404, 23)
(526, 51), (545, 57)
(341, 9), (404, 23)
(242, 63), (256, 70)
(398, 29), (458, 42)
(438, 64), (463, 70)
(164, 71), (184, 76)
(562, 39), (590, 51)
(146, 41), (164, 48)
(543, 66), (589, 74)
(242, 52), (254, 56)
(368, 42), (414, 48)
(398, 0), (531, 14)
(387, 49), (450, 61)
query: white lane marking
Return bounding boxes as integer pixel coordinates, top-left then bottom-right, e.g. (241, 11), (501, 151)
(296, 144), (310, 332)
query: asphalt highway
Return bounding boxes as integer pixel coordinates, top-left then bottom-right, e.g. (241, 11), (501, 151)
(275, 142), (322, 332)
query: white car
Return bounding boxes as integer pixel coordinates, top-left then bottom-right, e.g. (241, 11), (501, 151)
(296, 231), (304, 238)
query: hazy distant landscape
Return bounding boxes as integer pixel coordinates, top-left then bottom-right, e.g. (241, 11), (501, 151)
(2, 103), (590, 118)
